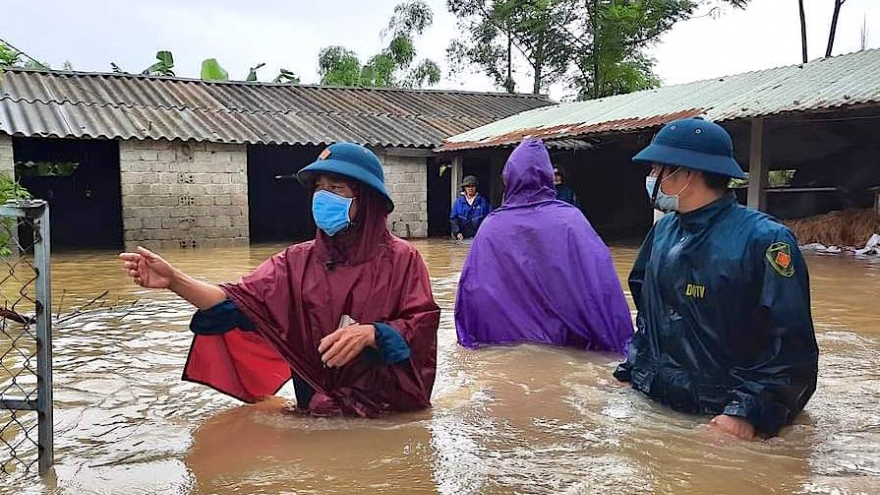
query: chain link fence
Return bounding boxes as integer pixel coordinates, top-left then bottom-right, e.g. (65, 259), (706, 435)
(0, 199), (53, 475)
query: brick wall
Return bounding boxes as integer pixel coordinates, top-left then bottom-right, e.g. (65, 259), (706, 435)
(381, 153), (428, 238)
(120, 140), (249, 250)
(0, 135), (13, 178)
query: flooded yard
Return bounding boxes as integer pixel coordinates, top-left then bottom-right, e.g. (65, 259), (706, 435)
(2, 239), (879, 494)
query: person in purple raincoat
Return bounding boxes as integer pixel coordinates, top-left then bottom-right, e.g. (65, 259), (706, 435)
(455, 139), (633, 353)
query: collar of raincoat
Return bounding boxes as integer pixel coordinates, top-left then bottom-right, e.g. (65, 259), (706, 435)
(677, 192), (738, 233)
(502, 139), (558, 207)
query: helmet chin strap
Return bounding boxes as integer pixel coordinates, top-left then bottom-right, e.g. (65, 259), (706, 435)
(651, 166), (690, 205)
(650, 168), (666, 205)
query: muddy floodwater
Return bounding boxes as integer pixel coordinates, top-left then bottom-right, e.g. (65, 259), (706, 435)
(1, 239), (879, 494)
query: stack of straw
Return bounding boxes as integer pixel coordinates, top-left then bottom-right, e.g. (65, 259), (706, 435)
(784, 209), (880, 247)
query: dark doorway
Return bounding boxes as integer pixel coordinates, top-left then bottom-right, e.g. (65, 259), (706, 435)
(552, 140), (652, 242)
(247, 144), (318, 243)
(427, 157), (494, 238)
(463, 158), (492, 204)
(13, 137), (122, 250)
(427, 161), (452, 237)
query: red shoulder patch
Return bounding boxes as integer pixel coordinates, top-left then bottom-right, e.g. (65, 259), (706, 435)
(775, 250), (791, 269)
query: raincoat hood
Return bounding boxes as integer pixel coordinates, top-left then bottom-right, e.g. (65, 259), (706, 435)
(502, 139), (557, 206)
(456, 139), (633, 353)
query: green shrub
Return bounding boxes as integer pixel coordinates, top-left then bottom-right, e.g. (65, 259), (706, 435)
(0, 173), (32, 257)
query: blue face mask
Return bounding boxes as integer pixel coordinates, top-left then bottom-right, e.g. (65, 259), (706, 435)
(312, 190), (354, 237)
(645, 170), (688, 213)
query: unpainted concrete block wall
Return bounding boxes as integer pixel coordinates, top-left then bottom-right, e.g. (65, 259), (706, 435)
(120, 140), (249, 249)
(0, 135), (13, 178)
(381, 153), (428, 239)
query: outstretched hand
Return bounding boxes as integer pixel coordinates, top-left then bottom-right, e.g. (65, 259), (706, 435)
(119, 247), (177, 289)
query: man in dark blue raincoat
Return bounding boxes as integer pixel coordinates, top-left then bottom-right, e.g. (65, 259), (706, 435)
(450, 175), (492, 240)
(614, 117), (819, 440)
(553, 166), (578, 207)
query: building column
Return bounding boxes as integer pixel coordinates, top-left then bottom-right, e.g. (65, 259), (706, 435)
(450, 155), (463, 206)
(489, 153), (506, 207)
(0, 135), (14, 179)
(382, 150), (429, 239)
(747, 117), (768, 211)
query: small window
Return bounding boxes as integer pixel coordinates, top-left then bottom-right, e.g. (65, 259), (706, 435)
(15, 161), (80, 177)
(728, 169), (796, 189)
(769, 169), (796, 188)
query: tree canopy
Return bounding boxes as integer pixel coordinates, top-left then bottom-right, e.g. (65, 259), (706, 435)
(447, 0), (750, 98)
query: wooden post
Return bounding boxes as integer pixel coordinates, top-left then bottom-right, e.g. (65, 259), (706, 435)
(747, 118), (768, 211)
(451, 155), (463, 206)
(489, 153), (505, 207)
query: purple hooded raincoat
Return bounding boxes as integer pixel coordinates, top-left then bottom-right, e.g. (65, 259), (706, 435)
(455, 139), (633, 353)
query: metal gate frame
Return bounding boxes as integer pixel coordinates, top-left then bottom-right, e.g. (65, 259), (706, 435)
(0, 199), (53, 474)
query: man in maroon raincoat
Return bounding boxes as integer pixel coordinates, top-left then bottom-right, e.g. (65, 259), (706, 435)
(120, 143), (440, 417)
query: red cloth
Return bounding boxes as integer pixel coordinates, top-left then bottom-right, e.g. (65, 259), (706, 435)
(183, 189), (440, 417)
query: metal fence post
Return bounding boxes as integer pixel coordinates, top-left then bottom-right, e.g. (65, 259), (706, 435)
(0, 199), (53, 475)
(33, 203), (53, 473)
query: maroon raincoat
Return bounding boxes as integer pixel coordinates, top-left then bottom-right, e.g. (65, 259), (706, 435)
(183, 190), (440, 417)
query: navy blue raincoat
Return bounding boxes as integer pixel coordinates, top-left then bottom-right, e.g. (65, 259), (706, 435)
(555, 185), (578, 207)
(614, 194), (819, 437)
(450, 194), (492, 238)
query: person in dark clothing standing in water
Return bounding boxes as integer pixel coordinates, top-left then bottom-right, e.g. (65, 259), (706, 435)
(614, 117), (819, 440)
(553, 166), (578, 207)
(449, 175), (492, 240)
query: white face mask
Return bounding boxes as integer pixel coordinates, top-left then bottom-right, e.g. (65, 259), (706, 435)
(645, 168), (690, 212)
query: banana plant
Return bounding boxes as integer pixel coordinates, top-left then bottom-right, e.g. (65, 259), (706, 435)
(247, 63), (266, 81)
(273, 68), (300, 84)
(0, 43), (22, 68)
(142, 51), (175, 76)
(200, 58), (229, 81)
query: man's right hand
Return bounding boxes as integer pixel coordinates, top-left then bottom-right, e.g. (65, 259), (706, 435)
(119, 246), (177, 289)
(709, 415), (756, 440)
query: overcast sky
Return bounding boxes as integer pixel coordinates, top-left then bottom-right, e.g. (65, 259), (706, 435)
(1, 0), (878, 100)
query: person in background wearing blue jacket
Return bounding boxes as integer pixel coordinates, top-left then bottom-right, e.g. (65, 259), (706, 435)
(450, 175), (492, 240)
(614, 117), (819, 440)
(553, 166), (578, 207)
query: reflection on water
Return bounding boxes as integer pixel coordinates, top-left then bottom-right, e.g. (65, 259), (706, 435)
(1, 240), (879, 494)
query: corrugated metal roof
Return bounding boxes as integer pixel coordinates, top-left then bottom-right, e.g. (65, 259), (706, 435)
(0, 69), (552, 147)
(441, 48), (880, 151)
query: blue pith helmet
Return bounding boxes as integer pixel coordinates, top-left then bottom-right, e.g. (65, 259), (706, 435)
(297, 143), (394, 212)
(632, 117), (746, 179)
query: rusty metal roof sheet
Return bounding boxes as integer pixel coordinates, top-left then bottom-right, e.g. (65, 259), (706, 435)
(0, 69), (552, 147)
(441, 48), (880, 151)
